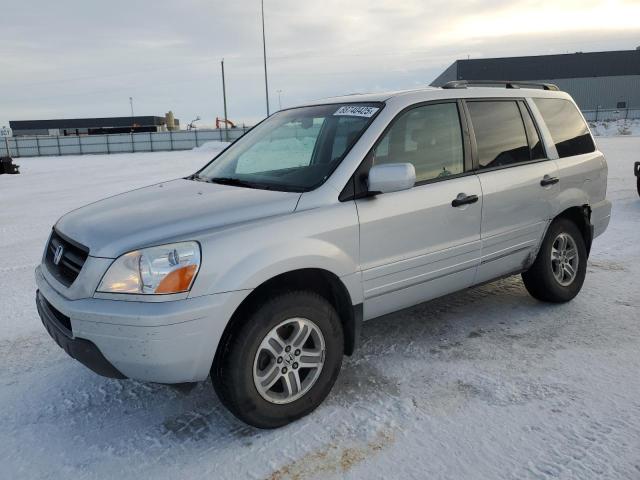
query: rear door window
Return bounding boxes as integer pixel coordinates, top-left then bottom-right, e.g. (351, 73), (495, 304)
(467, 101), (530, 169)
(533, 98), (595, 158)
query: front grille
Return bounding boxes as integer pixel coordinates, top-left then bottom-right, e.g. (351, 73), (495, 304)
(45, 230), (89, 287)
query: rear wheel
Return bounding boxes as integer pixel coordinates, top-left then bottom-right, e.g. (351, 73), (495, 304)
(522, 218), (587, 303)
(637, 176), (640, 197)
(212, 291), (343, 428)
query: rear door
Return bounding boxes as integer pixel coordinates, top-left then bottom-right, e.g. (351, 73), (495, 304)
(464, 99), (559, 284)
(356, 101), (483, 320)
(531, 98), (604, 206)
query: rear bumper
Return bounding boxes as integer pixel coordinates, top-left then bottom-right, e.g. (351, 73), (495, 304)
(35, 265), (250, 383)
(591, 199), (612, 239)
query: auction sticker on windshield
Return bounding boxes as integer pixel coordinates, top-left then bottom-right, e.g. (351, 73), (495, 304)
(334, 105), (379, 118)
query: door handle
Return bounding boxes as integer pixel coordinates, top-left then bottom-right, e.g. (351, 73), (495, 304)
(452, 193), (479, 207)
(540, 175), (559, 187)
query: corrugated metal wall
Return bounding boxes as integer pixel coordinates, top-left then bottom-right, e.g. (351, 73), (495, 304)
(430, 59), (640, 110)
(548, 75), (640, 110)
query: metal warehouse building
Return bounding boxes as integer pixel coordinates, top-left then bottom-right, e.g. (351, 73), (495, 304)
(431, 49), (640, 112)
(9, 114), (179, 137)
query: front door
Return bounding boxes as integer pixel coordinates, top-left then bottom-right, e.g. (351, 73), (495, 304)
(356, 101), (483, 320)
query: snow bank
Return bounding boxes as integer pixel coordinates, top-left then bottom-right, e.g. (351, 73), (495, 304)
(192, 141), (230, 152)
(589, 119), (640, 137)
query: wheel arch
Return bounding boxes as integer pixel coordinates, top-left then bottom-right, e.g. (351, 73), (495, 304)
(553, 205), (594, 255)
(212, 268), (362, 375)
(546, 184), (594, 255)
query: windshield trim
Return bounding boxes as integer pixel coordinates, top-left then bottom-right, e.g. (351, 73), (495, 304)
(190, 101), (385, 193)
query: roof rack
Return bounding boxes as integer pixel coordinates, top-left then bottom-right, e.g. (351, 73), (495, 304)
(441, 80), (560, 91)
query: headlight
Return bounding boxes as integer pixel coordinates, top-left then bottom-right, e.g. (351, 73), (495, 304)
(97, 242), (201, 295)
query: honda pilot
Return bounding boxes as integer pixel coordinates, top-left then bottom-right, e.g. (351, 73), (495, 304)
(36, 82), (611, 428)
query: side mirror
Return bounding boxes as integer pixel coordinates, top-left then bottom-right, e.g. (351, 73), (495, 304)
(367, 163), (416, 194)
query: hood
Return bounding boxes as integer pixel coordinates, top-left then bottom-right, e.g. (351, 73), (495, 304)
(56, 179), (301, 258)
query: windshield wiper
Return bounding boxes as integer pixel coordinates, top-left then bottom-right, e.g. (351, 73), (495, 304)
(197, 175), (303, 192)
(208, 177), (270, 190)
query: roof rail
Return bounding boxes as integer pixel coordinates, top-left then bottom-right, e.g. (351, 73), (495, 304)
(442, 80), (560, 91)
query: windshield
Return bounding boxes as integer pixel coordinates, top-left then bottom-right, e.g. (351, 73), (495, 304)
(197, 103), (382, 191)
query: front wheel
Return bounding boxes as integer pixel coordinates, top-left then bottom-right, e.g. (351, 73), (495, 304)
(212, 291), (343, 429)
(522, 218), (587, 303)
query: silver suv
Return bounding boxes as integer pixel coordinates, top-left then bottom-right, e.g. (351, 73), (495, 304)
(36, 82), (611, 428)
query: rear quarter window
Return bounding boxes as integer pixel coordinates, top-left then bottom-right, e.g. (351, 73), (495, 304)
(533, 98), (595, 158)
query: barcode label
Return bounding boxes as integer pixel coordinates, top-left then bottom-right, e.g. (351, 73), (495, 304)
(334, 106), (379, 118)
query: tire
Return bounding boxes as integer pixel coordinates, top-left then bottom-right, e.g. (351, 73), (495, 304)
(637, 176), (640, 197)
(212, 291), (344, 429)
(522, 218), (587, 303)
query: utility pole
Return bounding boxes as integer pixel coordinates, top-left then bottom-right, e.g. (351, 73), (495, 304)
(129, 96), (135, 132)
(261, 0), (270, 116)
(221, 59), (229, 140)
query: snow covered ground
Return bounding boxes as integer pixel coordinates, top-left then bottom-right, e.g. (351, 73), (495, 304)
(1, 138), (639, 479)
(590, 119), (640, 137)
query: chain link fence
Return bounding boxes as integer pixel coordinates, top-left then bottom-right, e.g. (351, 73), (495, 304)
(582, 107), (640, 122)
(0, 127), (250, 158)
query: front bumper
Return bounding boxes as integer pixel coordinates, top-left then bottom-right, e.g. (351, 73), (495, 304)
(35, 266), (250, 383)
(37, 291), (126, 379)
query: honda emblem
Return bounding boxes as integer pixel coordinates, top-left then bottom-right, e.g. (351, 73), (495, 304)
(53, 245), (64, 265)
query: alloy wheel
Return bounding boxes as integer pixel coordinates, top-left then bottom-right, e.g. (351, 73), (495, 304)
(252, 317), (325, 404)
(550, 232), (579, 286)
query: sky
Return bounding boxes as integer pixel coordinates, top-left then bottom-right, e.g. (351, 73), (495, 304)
(1, 0), (639, 129)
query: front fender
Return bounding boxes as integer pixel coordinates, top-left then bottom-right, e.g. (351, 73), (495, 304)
(214, 238), (358, 293)
(189, 202), (361, 302)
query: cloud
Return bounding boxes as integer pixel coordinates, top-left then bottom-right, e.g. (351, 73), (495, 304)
(0, 0), (638, 128)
